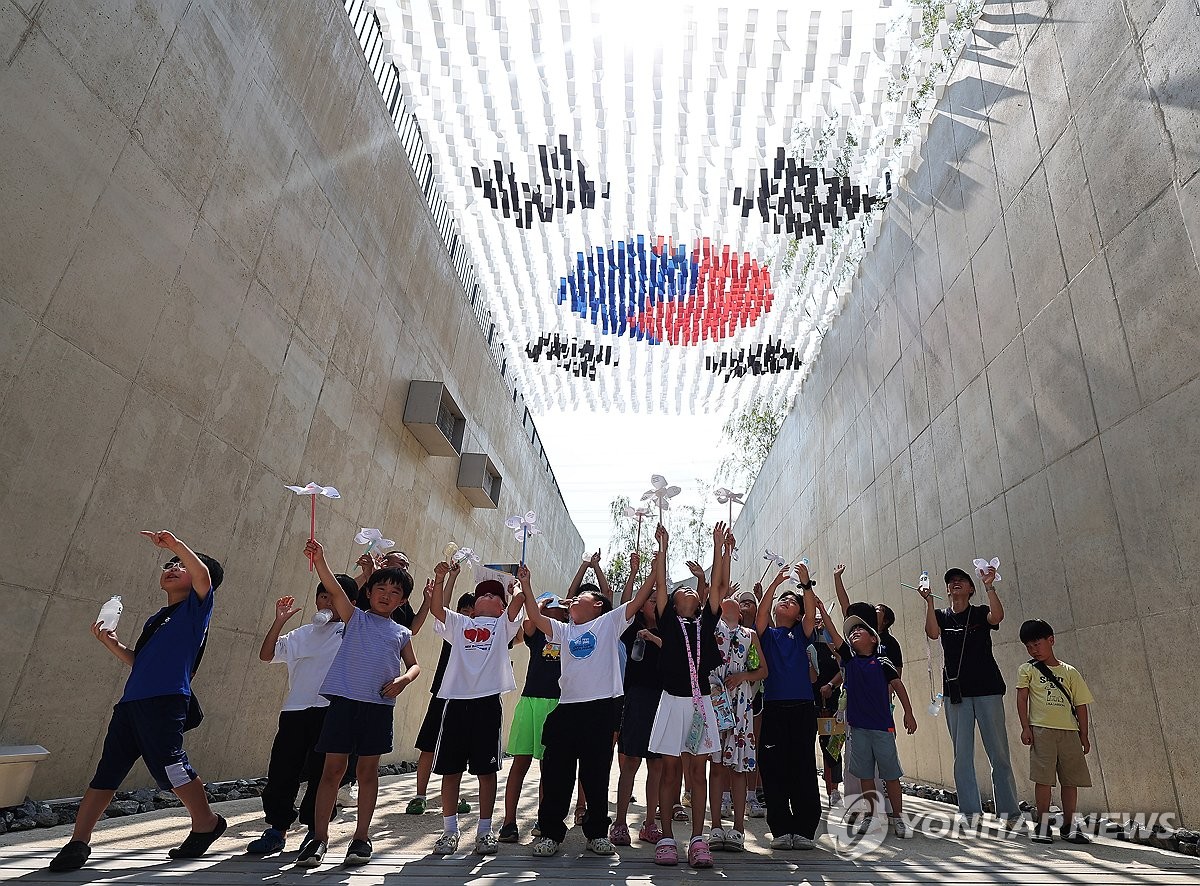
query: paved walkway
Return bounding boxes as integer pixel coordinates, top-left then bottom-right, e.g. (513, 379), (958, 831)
(1, 768), (1196, 884)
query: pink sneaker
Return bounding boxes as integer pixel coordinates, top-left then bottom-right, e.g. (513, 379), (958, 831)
(639, 821), (664, 843)
(608, 823), (631, 846)
(654, 839), (678, 866)
(688, 838), (714, 869)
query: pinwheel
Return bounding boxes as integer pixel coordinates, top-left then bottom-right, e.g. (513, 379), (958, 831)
(504, 511), (542, 566)
(714, 487), (745, 525)
(285, 483), (341, 571)
(641, 474), (681, 522)
(759, 547), (787, 584)
(354, 528), (394, 559)
(452, 546), (481, 566)
(623, 502), (655, 550)
(973, 557), (1002, 582)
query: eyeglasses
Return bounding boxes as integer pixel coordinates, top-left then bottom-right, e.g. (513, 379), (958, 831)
(161, 561), (186, 571)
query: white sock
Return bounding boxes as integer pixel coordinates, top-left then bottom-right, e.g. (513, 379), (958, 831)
(690, 834), (705, 845)
(477, 818), (492, 836)
(443, 815), (458, 834)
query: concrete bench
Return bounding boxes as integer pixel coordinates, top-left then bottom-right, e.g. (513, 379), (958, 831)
(0, 746), (50, 808)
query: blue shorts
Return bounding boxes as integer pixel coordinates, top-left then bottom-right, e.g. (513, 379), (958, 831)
(847, 726), (903, 781)
(314, 696), (394, 757)
(91, 696), (197, 792)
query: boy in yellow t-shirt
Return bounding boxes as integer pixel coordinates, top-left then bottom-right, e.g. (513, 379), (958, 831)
(1016, 619), (1095, 844)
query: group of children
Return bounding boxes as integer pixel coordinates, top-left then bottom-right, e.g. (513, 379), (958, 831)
(48, 523), (1096, 872)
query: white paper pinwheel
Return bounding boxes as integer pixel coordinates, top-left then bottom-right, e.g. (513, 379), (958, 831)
(505, 511), (542, 565)
(285, 482), (341, 499)
(641, 474), (681, 513)
(622, 503), (655, 520)
(763, 548), (786, 568)
(452, 547), (481, 565)
(354, 528), (394, 553)
(973, 557), (1002, 582)
(714, 487), (745, 506)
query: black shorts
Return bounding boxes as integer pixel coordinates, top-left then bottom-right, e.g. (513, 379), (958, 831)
(415, 695), (447, 753)
(433, 695), (503, 776)
(91, 696), (197, 792)
(752, 690), (764, 718)
(618, 685), (662, 759)
(314, 696), (394, 757)
(613, 695), (625, 734)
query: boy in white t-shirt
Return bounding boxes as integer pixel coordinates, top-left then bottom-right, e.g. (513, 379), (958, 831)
(430, 561), (527, 855)
(520, 527), (664, 858)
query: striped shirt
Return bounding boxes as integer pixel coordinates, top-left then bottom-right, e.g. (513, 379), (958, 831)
(320, 610), (412, 706)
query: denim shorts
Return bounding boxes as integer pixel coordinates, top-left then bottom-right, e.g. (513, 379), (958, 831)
(847, 726), (903, 781)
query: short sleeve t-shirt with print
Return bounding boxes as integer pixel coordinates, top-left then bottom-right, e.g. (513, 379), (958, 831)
(272, 621), (345, 710)
(550, 605), (634, 704)
(1017, 660), (1094, 731)
(522, 628), (562, 700)
(760, 623), (817, 702)
(657, 596), (721, 699)
(836, 641), (899, 731)
(621, 613), (663, 691)
(434, 610), (523, 700)
(122, 588), (215, 703)
(320, 611), (412, 706)
(935, 604), (1006, 697)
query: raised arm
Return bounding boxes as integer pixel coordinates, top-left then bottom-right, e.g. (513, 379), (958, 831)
(708, 521), (729, 614)
(566, 557), (589, 598)
(519, 564), (554, 635)
(982, 567), (1004, 625)
(622, 547), (659, 619)
(756, 566), (789, 634)
(506, 574), (526, 620)
(920, 585), (940, 639)
(818, 596), (845, 649)
(140, 530), (212, 599)
(259, 596), (302, 662)
(620, 551), (642, 604)
(833, 563), (850, 618)
(796, 561), (817, 637)
(305, 539), (355, 623)
(353, 552), (379, 589)
(429, 560), (452, 624)
(589, 550), (613, 600)
(410, 578), (435, 635)
(654, 523), (670, 615)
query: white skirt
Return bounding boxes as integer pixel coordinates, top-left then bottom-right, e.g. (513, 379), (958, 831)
(648, 692), (720, 757)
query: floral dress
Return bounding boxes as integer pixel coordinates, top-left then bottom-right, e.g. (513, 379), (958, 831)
(711, 620), (757, 772)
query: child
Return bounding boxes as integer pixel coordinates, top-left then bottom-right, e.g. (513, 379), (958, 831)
(1016, 619), (1094, 844)
(707, 530), (767, 853)
(810, 609), (845, 807)
(499, 594), (568, 843)
(648, 522), (726, 869)
(297, 539), (420, 867)
(49, 531), (225, 872)
(247, 575), (358, 855)
(520, 534), (661, 858)
(819, 604), (917, 838)
(754, 561), (821, 850)
(429, 563), (526, 856)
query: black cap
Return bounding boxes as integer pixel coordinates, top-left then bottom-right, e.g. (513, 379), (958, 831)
(944, 567), (975, 586)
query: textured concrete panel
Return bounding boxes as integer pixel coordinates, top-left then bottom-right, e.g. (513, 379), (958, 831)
(1043, 124), (1102, 283)
(1066, 257), (1140, 432)
(1023, 291), (1097, 464)
(1005, 168), (1066, 327)
(956, 372), (1003, 510)
(969, 220), (1020, 365)
(987, 337), (1043, 488)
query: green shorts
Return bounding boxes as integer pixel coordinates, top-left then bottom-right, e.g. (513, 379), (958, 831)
(507, 696), (559, 759)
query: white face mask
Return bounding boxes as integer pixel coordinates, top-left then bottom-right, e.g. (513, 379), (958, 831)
(312, 609), (333, 626)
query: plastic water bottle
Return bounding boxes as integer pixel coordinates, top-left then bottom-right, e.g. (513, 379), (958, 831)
(96, 595), (123, 632)
(929, 693), (944, 717)
(919, 571), (930, 593)
(630, 635), (646, 662)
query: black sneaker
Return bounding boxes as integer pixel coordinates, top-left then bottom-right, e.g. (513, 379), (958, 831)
(47, 841), (91, 872)
(296, 839), (327, 867)
(1032, 822), (1054, 844)
(169, 814), (227, 859)
(498, 822), (520, 843)
(297, 829), (317, 855)
(1061, 827), (1092, 844)
(344, 839), (372, 865)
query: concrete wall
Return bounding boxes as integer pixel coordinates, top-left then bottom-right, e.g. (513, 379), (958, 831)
(734, 0), (1200, 823)
(0, 0), (581, 797)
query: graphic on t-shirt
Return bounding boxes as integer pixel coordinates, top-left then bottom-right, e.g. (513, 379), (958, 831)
(463, 626), (494, 649)
(568, 631), (597, 659)
(542, 642), (561, 661)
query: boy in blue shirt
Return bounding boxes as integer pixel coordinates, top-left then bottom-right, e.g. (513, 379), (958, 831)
(49, 530), (225, 872)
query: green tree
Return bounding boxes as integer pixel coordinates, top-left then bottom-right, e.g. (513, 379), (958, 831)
(605, 495), (656, 590)
(716, 397), (787, 493)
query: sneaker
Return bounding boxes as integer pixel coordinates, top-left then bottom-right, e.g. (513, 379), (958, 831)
(47, 841), (91, 872)
(532, 837), (560, 857)
(770, 832), (794, 849)
(475, 831), (499, 855)
(748, 798), (767, 818)
(638, 820), (664, 843)
(721, 800), (733, 818)
(792, 835), (816, 850)
(829, 789), (843, 807)
(433, 831), (460, 855)
(725, 829), (745, 852)
(297, 829), (316, 855)
(497, 822), (520, 843)
(458, 799), (471, 814)
(247, 828), (286, 855)
(687, 838), (713, 869)
(405, 797), (427, 815)
(654, 838), (679, 865)
(338, 783), (358, 808)
(708, 827), (727, 850)
(1061, 827), (1092, 845)
(855, 816), (874, 837)
(344, 839), (372, 865)
(296, 839), (326, 868)
(586, 837), (616, 856)
(609, 823), (631, 846)
(1032, 824), (1054, 844)
(891, 818), (909, 838)
(169, 814), (228, 859)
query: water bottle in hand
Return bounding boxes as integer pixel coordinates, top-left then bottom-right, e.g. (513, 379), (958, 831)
(96, 595), (123, 632)
(630, 634), (646, 662)
(919, 571), (930, 592)
(929, 692), (944, 717)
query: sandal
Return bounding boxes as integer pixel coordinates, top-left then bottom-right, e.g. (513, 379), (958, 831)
(688, 837), (714, 869)
(654, 839), (679, 866)
(672, 804), (690, 822)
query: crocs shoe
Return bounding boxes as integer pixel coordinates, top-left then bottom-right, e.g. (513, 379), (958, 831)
(247, 828), (285, 855)
(458, 799), (471, 814)
(47, 841), (91, 872)
(497, 822), (520, 843)
(475, 831), (499, 855)
(433, 831), (460, 855)
(169, 815), (227, 859)
(638, 821), (664, 844)
(891, 818), (909, 838)
(708, 827), (727, 851)
(608, 823), (631, 846)
(769, 832), (794, 849)
(405, 797), (427, 815)
(296, 839), (326, 868)
(654, 838), (679, 866)
(671, 804), (690, 821)
(688, 838), (714, 869)
(725, 829), (745, 852)
(747, 798), (767, 818)
(586, 837), (616, 856)
(532, 837), (560, 857)
(344, 839), (372, 865)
